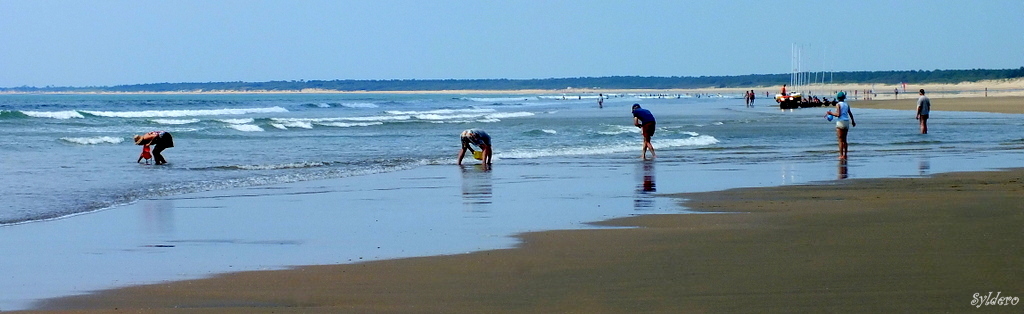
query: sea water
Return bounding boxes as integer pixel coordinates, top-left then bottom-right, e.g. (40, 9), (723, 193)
(2, 92), (1023, 225)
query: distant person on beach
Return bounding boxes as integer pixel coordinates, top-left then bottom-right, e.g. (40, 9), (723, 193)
(825, 92), (856, 159)
(894, 88), (899, 99)
(631, 104), (656, 160)
(917, 89), (931, 134)
(133, 131), (174, 165)
(598, 93), (604, 108)
(781, 84), (787, 96)
(458, 129), (492, 165)
(749, 90), (755, 106)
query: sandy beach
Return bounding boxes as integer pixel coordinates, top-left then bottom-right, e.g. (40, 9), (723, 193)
(855, 95), (1024, 114)
(17, 96), (1022, 313)
(28, 170), (1024, 313)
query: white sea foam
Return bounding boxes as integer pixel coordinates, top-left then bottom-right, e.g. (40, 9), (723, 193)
(82, 106), (288, 118)
(385, 108), (495, 115)
(23, 110), (85, 119)
(500, 135), (718, 159)
(218, 118), (255, 124)
(151, 118), (200, 125)
(316, 122), (383, 128)
(415, 113), (481, 120)
(660, 135), (720, 147)
(59, 136), (124, 145)
(282, 121), (313, 129)
(414, 111), (534, 122)
(266, 119), (314, 129)
(486, 112), (535, 119)
(465, 97), (534, 102)
(500, 144), (632, 159)
(340, 102), (379, 108)
(598, 125), (638, 135)
(231, 161), (329, 170)
(542, 129), (557, 134)
(228, 124), (264, 132)
(269, 118), (320, 127)
(342, 115), (411, 122)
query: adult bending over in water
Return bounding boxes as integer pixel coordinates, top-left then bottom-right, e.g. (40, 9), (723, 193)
(134, 131), (174, 165)
(632, 103), (656, 160)
(458, 129), (492, 165)
(825, 92), (856, 159)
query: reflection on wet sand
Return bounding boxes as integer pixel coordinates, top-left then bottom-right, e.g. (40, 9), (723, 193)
(460, 164), (493, 207)
(142, 200), (175, 234)
(634, 161), (656, 210)
(838, 159), (849, 180)
(918, 157), (931, 175)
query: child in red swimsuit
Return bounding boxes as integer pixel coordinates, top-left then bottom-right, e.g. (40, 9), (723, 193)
(137, 144), (152, 164)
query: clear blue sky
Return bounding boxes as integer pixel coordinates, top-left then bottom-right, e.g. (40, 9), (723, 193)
(1, 0), (1021, 87)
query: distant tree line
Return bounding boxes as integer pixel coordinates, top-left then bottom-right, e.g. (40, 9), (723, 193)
(3, 67), (1022, 93)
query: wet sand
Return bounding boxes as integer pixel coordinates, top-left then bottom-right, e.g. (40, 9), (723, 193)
(31, 168), (1024, 313)
(855, 95), (1024, 114)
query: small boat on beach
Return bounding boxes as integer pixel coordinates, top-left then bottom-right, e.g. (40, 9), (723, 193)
(775, 92), (802, 109)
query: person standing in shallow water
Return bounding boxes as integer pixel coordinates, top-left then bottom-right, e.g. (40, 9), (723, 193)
(917, 89), (931, 134)
(631, 104), (656, 160)
(826, 92), (856, 160)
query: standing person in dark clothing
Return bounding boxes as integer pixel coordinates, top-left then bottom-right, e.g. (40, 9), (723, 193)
(631, 104), (656, 160)
(916, 89), (931, 134)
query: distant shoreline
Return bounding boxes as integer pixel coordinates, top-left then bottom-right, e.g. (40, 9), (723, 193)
(2, 78), (1022, 97)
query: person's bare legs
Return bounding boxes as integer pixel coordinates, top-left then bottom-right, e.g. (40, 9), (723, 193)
(641, 134), (656, 160)
(837, 128), (849, 159)
(646, 139), (656, 159)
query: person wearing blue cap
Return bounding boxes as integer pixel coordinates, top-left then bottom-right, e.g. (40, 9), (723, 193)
(825, 91), (856, 159)
(632, 104), (656, 160)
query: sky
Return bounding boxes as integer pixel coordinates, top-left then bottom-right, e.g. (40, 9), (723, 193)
(1, 0), (1022, 87)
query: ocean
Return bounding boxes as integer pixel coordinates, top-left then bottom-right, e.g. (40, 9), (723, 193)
(4, 92), (1024, 310)
(1, 92), (1023, 226)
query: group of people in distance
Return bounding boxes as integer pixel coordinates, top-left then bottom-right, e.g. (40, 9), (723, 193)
(743, 90), (756, 107)
(789, 95), (839, 108)
(131, 89), (932, 167)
